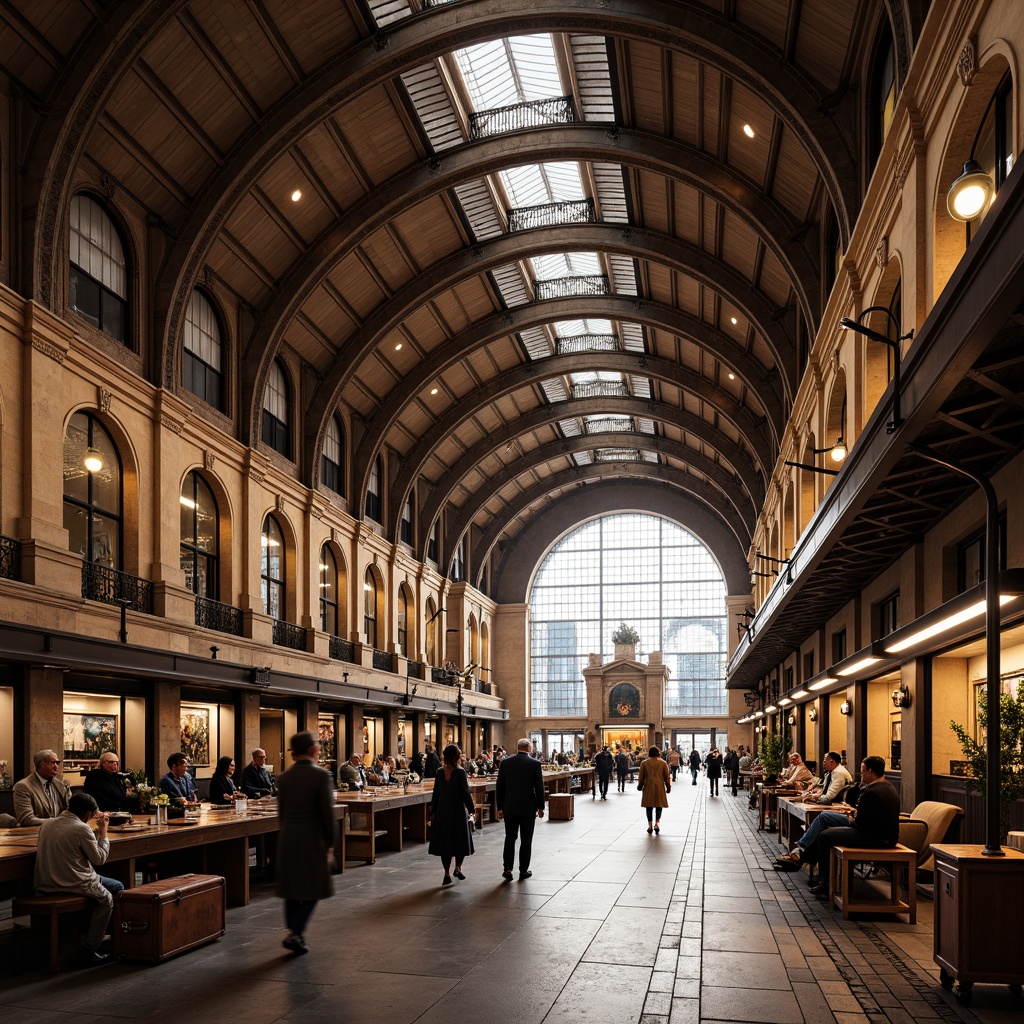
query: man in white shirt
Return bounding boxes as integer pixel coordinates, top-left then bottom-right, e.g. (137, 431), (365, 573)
(805, 752), (853, 804)
(34, 792), (124, 965)
(13, 749), (71, 826)
(778, 752), (814, 789)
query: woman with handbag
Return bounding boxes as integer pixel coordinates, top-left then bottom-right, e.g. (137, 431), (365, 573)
(637, 746), (671, 834)
(428, 744), (475, 886)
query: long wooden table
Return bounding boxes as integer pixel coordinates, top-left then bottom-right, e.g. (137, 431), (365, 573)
(542, 767), (596, 796)
(0, 802), (347, 907)
(336, 788), (431, 864)
(776, 795), (854, 882)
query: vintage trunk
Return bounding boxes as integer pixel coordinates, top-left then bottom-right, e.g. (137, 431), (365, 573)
(114, 873), (226, 963)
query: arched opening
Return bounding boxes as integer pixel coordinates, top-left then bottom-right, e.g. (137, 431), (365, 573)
(180, 470), (219, 600)
(363, 565), (384, 650)
(425, 597), (438, 667)
(63, 411), (122, 571)
(319, 544), (339, 636)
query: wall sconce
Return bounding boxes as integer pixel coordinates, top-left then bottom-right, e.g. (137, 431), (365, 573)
(947, 160), (994, 221)
(840, 308), (914, 433)
(891, 684), (911, 709)
(787, 713), (796, 726)
(811, 437), (848, 464)
(754, 724), (762, 734)
(342, 672), (349, 683)
(839, 699), (852, 716)
(808, 706), (818, 723)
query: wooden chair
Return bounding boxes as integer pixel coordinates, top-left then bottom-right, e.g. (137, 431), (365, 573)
(829, 843), (917, 923)
(12, 894), (93, 973)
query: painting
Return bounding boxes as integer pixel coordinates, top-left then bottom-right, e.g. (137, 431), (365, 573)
(180, 705), (211, 766)
(608, 682), (641, 719)
(318, 716), (336, 766)
(63, 713), (118, 761)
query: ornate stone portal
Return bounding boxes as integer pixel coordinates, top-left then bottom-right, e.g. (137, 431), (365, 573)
(582, 645), (671, 753)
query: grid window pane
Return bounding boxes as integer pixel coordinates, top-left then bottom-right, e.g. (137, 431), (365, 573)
(529, 514), (728, 716)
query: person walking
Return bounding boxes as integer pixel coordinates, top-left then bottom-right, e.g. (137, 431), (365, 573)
(723, 747), (740, 796)
(705, 747), (723, 797)
(428, 743), (475, 886)
(668, 746), (681, 783)
(275, 730), (338, 955)
(638, 746), (671, 834)
(496, 737), (545, 880)
(594, 744), (614, 800)
(614, 748), (630, 792)
(687, 748), (701, 785)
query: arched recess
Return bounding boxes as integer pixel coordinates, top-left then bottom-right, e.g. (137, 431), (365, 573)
(179, 465), (234, 604)
(319, 538), (348, 637)
(933, 48), (1015, 299)
(489, 479), (750, 604)
(363, 563), (385, 652)
(424, 597), (438, 669)
(261, 510), (298, 623)
(480, 621), (490, 685)
(863, 259), (904, 423)
(397, 581), (414, 658)
(824, 373), (848, 494)
(781, 484), (796, 560)
(768, 521), (780, 569)
(798, 439), (817, 540)
(467, 613), (479, 669)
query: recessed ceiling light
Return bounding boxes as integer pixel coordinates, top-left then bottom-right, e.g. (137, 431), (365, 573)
(728, 372), (735, 380)
(290, 189), (302, 202)
(430, 387), (438, 395)
(395, 343), (403, 351)
(743, 124), (755, 139)
(730, 316), (738, 325)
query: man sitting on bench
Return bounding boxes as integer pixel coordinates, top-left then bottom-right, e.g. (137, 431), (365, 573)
(773, 755), (900, 898)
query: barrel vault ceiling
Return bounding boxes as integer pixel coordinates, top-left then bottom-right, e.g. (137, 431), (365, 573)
(5, 0), (910, 594)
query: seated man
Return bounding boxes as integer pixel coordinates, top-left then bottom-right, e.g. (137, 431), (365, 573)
(778, 752), (814, 789)
(338, 753), (367, 790)
(804, 751), (853, 805)
(84, 751), (137, 812)
(773, 755), (900, 896)
(14, 749), (71, 826)
(34, 792), (124, 966)
(158, 752), (200, 803)
(239, 748), (275, 798)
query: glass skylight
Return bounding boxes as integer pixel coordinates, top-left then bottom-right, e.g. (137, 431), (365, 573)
(455, 35), (563, 110)
(531, 251), (602, 280)
(500, 162), (584, 208)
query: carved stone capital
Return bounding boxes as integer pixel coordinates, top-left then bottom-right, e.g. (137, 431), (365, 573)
(875, 236), (889, 268)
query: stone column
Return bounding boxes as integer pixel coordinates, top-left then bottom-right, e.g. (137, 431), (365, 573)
(150, 681), (182, 783)
(22, 666), (66, 775)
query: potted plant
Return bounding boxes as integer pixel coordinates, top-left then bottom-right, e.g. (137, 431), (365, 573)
(950, 679), (1024, 843)
(758, 732), (790, 786)
(611, 623), (640, 660)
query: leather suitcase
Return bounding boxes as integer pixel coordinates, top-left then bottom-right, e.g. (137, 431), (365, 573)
(548, 793), (574, 820)
(114, 873), (225, 963)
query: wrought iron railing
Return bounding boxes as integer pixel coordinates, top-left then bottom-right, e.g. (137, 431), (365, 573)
(329, 636), (356, 663)
(0, 535), (21, 581)
(407, 660), (425, 680)
(469, 95), (576, 140)
(272, 620), (307, 651)
(81, 563), (154, 613)
(422, 0), (459, 6)
(556, 333), (618, 355)
(572, 380), (629, 399)
(431, 665), (448, 684)
(508, 198), (594, 232)
(372, 648), (393, 672)
(585, 417), (634, 434)
(194, 596), (244, 636)
(595, 448), (641, 462)
(534, 274), (609, 300)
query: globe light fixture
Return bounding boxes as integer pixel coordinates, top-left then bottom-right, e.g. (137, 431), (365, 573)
(946, 160), (994, 221)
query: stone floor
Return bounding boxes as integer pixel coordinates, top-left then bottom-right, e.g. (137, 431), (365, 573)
(2, 776), (1022, 1023)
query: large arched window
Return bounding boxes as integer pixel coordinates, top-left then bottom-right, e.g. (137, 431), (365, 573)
(262, 360), (290, 457)
(397, 586), (408, 655)
(180, 471), (218, 598)
(401, 490), (414, 546)
(363, 568), (378, 649)
(183, 290), (224, 411)
(868, 21), (897, 169)
(63, 412), (122, 569)
(69, 195), (128, 344)
(322, 416), (343, 495)
(529, 514), (728, 716)
(319, 545), (339, 635)
(968, 72), (1014, 242)
(366, 454), (383, 523)
(261, 515), (285, 618)
(425, 598), (437, 666)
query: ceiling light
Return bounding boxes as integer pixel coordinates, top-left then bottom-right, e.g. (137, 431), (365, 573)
(730, 317), (738, 325)
(778, 697), (792, 706)
(430, 387), (438, 395)
(836, 656), (880, 677)
(764, 704), (777, 713)
(884, 595), (1017, 653)
(728, 372), (735, 380)
(790, 689), (809, 699)
(291, 189), (302, 202)
(395, 343), (402, 351)
(742, 124), (755, 139)
(946, 160), (993, 221)
(808, 675), (838, 691)
(83, 447), (103, 473)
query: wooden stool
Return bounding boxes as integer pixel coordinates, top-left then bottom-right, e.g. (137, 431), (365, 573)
(473, 803), (491, 830)
(830, 843), (917, 923)
(12, 894), (93, 973)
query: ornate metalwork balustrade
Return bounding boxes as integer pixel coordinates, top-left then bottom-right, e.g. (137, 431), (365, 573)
(407, 660), (425, 680)
(372, 648), (394, 671)
(469, 95), (576, 140)
(534, 274), (609, 300)
(329, 636), (356, 663)
(571, 380), (629, 399)
(81, 563), (154, 613)
(194, 596), (244, 636)
(508, 198), (594, 232)
(272, 619), (307, 651)
(556, 333), (618, 355)
(0, 536), (21, 581)
(431, 666), (448, 684)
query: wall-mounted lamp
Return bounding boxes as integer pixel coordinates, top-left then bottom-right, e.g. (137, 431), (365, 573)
(342, 671), (349, 683)
(210, 645), (219, 659)
(891, 684), (911, 709)
(812, 437), (848, 464)
(754, 724), (762, 734)
(787, 713), (796, 726)
(947, 160), (994, 221)
(839, 308), (914, 433)
(839, 699), (852, 716)
(83, 447), (104, 473)
(808, 706), (818, 723)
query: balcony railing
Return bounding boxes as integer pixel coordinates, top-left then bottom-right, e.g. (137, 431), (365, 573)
(572, 380), (629, 399)
(194, 595), (244, 636)
(372, 648), (394, 672)
(556, 333), (618, 355)
(82, 563), (154, 614)
(534, 274), (609, 300)
(407, 660), (425, 680)
(508, 198), (594, 233)
(469, 95), (576, 140)
(431, 665), (448, 684)
(0, 535), (21, 581)
(272, 620), (307, 651)
(329, 636), (356, 663)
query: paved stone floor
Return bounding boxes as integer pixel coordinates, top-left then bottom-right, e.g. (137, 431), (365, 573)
(2, 778), (1022, 1023)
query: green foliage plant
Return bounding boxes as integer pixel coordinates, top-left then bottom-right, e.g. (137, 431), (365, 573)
(758, 731), (791, 779)
(611, 623), (640, 645)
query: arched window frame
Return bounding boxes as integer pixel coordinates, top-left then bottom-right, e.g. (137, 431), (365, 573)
(401, 489), (414, 546)
(262, 360), (291, 458)
(867, 19), (897, 170)
(63, 411), (123, 570)
(183, 289), (225, 412)
(68, 194), (129, 346)
(363, 567), (378, 649)
(319, 544), (339, 636)
(261, 515), (285, 619)
(366, 454), (383, 523)
(322, 415), (344, 495)
(967, 71), (1014, 243)
(180, 470), (219, 599)
(397, 586), (408, 655)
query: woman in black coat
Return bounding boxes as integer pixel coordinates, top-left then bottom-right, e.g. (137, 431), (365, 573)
(704, 748), (723, 797)
(428, 744), (475, 886)
(209, 755), (239, 804)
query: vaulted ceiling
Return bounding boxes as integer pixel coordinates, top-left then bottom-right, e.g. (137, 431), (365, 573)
(4, 0), (925, 594)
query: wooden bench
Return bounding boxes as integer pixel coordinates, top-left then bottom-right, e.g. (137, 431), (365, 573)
(12, 893), (94, 973)
(829, 843), (917, 923)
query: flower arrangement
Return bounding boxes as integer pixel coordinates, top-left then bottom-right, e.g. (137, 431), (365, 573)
(0, 759), (10, 790)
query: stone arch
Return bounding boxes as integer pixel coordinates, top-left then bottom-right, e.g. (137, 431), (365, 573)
(178, 464), (234, 605)
(260, 508), (298, 624)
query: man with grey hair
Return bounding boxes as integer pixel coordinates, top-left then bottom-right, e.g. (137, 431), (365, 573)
(84, 751), (137, 811)
(495, 737), (545, 881)
(14, 749), (71, 826)
(240, 748), (275, 798)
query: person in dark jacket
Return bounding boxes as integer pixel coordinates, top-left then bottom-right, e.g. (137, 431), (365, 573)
(496, 737), (546, 880)
(723, 747), (740, 796)
(704, 748), (723, 797)
(158, 752), (199, 803)
(423, 744), (441, 779)
(614, 748), (630, 792)
(428, 744), (475, 885)
(83, 751), (137, 811)
(594, 745), (614, 800)
(275, 730), (338, 954)
(688, 748), (701, 785)
(209, 755), (240, 804)
(239, 748), (275, 798)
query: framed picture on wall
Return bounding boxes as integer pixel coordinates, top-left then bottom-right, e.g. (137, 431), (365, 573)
(63, 713), (118, 761)
(180, 705), (211, 766)
(318, 716), (336, 766)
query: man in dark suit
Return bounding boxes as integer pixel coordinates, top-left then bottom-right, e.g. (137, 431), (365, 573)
(594, 745), (614, 800)
(240, 748), (275, 798)
(496, 737), (545, 881)
(83, 751), (137, 811)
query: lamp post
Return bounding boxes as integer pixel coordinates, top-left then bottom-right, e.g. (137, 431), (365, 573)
(839, 308), (914, 433)
(911, 443), (1003, 855)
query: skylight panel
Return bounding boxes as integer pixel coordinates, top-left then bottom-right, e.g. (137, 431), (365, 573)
(500, 162), (584, 208)
(455, 35), (561, 110)
(531, 251), (602, 280)
(553, 319), (613, 337)
(570, 371), (623, 385)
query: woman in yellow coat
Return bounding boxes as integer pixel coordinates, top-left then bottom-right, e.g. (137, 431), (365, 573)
(638, 746), (671, 834)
